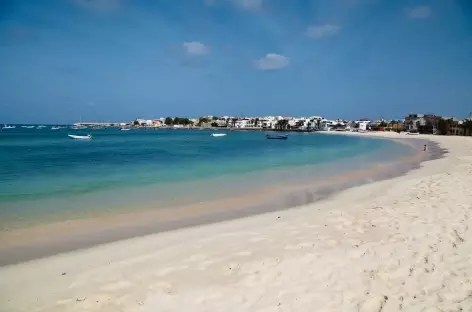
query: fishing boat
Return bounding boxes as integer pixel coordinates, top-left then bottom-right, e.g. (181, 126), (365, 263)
(2, 125), (16, 129)
(265, 134), (288, 140)
(68, 134), (92, 140)
(210, 133), (227, 137)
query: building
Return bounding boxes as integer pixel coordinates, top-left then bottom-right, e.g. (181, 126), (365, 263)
(357, 120), (370, 131)
(235, 118), (249, 128)
(404, 114), (438, 134)
(449, 123), (465, 136)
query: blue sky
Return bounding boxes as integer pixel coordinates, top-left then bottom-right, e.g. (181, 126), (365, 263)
(1, 0), (471, 123)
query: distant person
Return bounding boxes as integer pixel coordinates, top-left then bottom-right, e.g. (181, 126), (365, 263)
(424, 144), (427, 152)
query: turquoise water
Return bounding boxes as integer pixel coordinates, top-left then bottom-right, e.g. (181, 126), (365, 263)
(0, 127), (415, 228)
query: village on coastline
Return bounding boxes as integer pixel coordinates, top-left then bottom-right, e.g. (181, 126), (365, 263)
(74, 113), (472, 136)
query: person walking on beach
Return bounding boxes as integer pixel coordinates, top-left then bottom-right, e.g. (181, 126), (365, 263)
(424, 144), (427, 152)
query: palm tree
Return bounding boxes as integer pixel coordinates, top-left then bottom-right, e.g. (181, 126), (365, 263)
(276, 119), (289, 130)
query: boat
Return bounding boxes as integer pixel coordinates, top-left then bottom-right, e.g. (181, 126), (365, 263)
(120, 128), (131, 131)
(266, 134), (288, 140)
(70, 125), (87, 130)
(51, 126), (61, 130)
(2, 125), (16, 129)
(210, 133), (227, 137)
(68, 134), (92, 140)
(24, 125), (35, 129)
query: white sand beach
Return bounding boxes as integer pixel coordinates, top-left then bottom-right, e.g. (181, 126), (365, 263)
(1, 132), (472, 312)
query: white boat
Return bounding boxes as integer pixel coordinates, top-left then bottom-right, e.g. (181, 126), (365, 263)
(211, 133), (227, 137)
(68, 134), (92, 140)
(36, 125), (46, 129)
(51, 126), (61, 130)
(120, 128), (131, 131)
(2, 125), (16, 129)
(71, 125), (87, 130)
(24, 125), (35, 129)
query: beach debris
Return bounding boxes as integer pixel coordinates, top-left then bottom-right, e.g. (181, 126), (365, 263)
(62, 272), (67, 276)
(76, 297), (86, 302)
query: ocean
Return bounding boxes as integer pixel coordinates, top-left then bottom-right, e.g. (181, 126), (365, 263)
(0, 127), (418, 231)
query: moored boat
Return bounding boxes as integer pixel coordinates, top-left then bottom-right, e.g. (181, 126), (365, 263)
(68, 134), (92, 140)
(71, 125), (87, 130)
(210, 133), (227, 137)
(265, 134), (288, 140)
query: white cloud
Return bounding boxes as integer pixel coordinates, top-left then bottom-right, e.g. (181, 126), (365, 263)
(254, 54), (289, 71)
(406, 6), (431, 19)
(306, 24), (341, 39)
(71, 0), (121, 12)
(183, 41), (209, 55)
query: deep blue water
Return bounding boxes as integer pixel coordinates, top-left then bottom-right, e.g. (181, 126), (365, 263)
(0, 127), (414, 228)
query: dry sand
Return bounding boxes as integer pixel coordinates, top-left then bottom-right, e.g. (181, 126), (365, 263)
(1, 132), (472, 312)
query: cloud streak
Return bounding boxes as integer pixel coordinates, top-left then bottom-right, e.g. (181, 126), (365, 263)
(71, 0), (121, 13)
(233, 0), (263, 11)
(205, 0), (263, 12)
(183, 41), (209, 55)
(306, 24), (341, 39)
(254, 54), (289, 71)
(406, 6), (432, 19)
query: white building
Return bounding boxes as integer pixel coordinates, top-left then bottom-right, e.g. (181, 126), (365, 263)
(235, 119), (249, 128)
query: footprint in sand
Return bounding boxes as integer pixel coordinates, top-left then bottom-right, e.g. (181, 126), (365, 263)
(249, 236), (268, 243)
(284, 244), (303, 250)
(197, 260), (216, 270)
(186, 254), (208, 262)
(195, 292), (223, 304)
(157, 265), (189, 276)
(234, 251), (253, 257)
(100, 280), (134, 292)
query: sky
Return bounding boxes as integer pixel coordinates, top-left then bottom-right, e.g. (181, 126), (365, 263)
(1, 0), (471, 124)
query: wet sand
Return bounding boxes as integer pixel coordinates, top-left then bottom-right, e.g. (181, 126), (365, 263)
(0, 135), (439, 266)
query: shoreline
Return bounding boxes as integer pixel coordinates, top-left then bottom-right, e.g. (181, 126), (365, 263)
(1, 133), (471, 311)
(0, 135), (439, 266)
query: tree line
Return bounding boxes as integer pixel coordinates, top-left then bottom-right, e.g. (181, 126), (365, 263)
(163, 116), (220, 127)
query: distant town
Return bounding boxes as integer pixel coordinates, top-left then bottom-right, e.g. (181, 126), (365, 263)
(71, 113), (472, 136)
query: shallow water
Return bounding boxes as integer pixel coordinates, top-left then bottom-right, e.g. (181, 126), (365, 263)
(0, 127), (416, 229)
